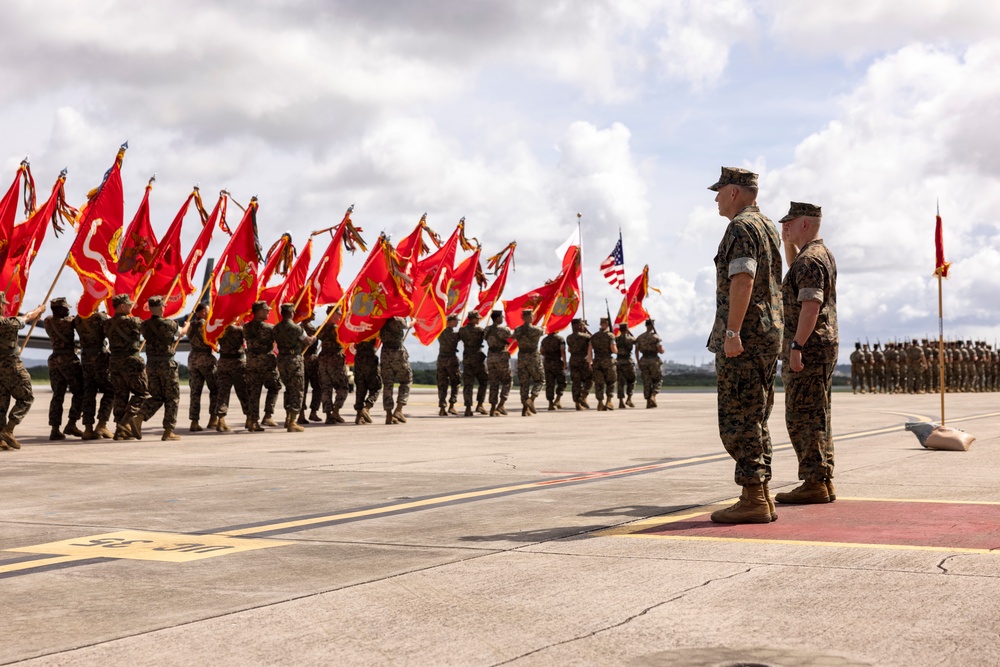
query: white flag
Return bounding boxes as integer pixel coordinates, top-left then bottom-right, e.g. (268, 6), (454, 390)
(555, 227), (580, 261)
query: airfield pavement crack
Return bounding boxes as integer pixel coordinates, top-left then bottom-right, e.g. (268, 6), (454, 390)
(489, 566), (758, 666)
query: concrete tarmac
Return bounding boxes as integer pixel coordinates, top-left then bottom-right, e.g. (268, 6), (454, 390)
(2, 387), (999, 666)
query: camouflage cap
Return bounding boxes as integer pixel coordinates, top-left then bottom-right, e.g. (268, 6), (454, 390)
(446, 314), (459, 322)
(50, 297), (69, 309)
(520, 308), (533, 316)
(112, 293), (133, 308)
(707, 167), (758, 192)
(619, 323), (628, 330)
(778, 201), (822, 224)
(645, 319), (654, 326)
(252, 300), (271, 313)
(147, 296), (164, 308)
(571, 318), (581, 325)
(468, 311), (481, 320)
(280, 302), (295, 315)
(490, 309), (503, 320)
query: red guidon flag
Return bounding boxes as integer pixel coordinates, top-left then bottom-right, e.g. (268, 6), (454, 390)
(395, 213), (443, 289)
(174, 190), (227, 312)
(410, 225), (460, 344)
(264, 238), (312, 324)
(203, 198), (261, 348)
(0, 172), (76, 316)
(134, 189), (203, 319)
(934, 203), (950, 279)
(0, 160), (34, 268)
(615, 264), (653, 331)
(292, 206), (367, 322)
(69, 143), (127, 317)
(445, 246), (486, 319)
(470, 242), (515, 320)
(335, 234), (412, 347)
(113, 178), (158, 302)
(256, 233), (296, 324)
(538, 244), (581, 334)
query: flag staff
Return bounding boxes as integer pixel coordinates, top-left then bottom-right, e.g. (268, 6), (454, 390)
(936, 199), (946, 425)
(577, 212), (585, 321)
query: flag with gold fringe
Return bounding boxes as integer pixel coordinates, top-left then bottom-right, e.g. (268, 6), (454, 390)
(203, 198), (261, 348)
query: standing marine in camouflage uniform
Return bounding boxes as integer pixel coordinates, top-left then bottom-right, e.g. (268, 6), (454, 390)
(75, 308), (115, 439)
(0, 296), (44, 451)
(774, 202), (838, 505)
(214, 323), (248, 432)
(540, 329), (567, 410)
(380, 316), (411, 425)
(705, 167), (783, 525)
(590, 317), (618, 411)
(899, 341), (910, 393)
(274, 303), (314, 433)
(137, 296), (187, 441)
(187, 303), (220, 432)
(861, 343), (874, 394)
(872, 342), (885, 394)
(317, 306), (349, 424)
(635, 319), (664, 408)
(353, 338), (381, 424)
(907, 339), (926, 394)
(566, 318), (593, 410)
(483, 310), (512, 416)
(104, 294), (150, 441)
(884, 342), (900, 394)
(245, 301), (282, 432)
(43, 297), (84, 440)
(615, 323), (637, 409)
(301, 319), (322, 424)
(849, 343), (864, 394)
(459, 311), (488, 416)
(436, 315), (461, 416)
(512, 308), (544, 416)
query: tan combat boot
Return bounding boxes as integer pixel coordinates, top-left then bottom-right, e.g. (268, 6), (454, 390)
(189, 420), (203, 432)
(465, 405), (474, 417)
(439, 406), (448, 417)
(775, 480), (830, 505)
(309, 410), (322, 423)
(580, 398), (591, 410)
(496, 400), (507, 415)
(362, 407), (373, 423)
(0, 440), (10, 451)
(2, 423), (22, 449)
(261, 415), (278, 427)
(597, 401), (607, 412)
(95, 421), (113, 439)
(249, 421), (265, 432)
(355, 410), (365, 425)
(297, 410), (308, 425)
(763, 482), (777, 522)
(385, 410), (395, 425)
(548, 400), (556, 411)
(618, 399), (626, 410)
(286, 413), (305, 433)
(575, 401), (582, 411)
(605, 399), (615, 411)
(527, 397), (537, 414)
(521, 404), (530, 417)
(650, 395), (658, 408)
(475, 402), (487, 415)
(489, 404), (497, 416)
(207, 415), (220, 430)
(646, 399), (654, 409)
(217, 417), (231, 432)
(554, 397), (562, 409)
(326, 412), (338, 424)
(81, 425), (98, 440)
(448, 402), (458, 415)
(162, 428), (181, 441)
(130, 414), (144, 440)
(626, 396), (635, 408)
(333, 408), (346, 423)
(825, 480), (837, 502)
(710, 484), (772, 524)
(393, 407), (407, 423)
(49, 427), (66, 441)
(64, 421), (84, 437)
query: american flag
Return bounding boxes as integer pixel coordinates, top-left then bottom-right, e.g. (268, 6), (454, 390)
(600, 232), (626, 294)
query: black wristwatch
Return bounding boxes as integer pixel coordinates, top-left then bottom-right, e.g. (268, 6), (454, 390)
(790, 340), (804, 351)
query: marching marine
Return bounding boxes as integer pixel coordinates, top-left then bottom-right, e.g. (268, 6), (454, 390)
(512, 308), (544, 416)
(0, 295), (45, 450)
(301, 318), (323, 423)
(615, 323), (637, 409)
(274, 303), (315, 432)
(635, 319), (664, 408)
(590, 317), (618, 411)
(104, 294), (149, 441)
(436, 315), (461, 416)
(43, 297), (85, 440)
(483, 310), (512, 416)
(566, 318), (593, 410)
(353, 338), (381, 424)
(245, 300), (283, 432)
(74, 305), (115, 439)
(379, 315), (411, 425)
(187, 302), (220, 432)
(459, 311), (488, 416)
(317, 306), (350, 424)
(540, 328), (567, 410)
(137, 295), (188, 441)
(214, 322), (249, 432)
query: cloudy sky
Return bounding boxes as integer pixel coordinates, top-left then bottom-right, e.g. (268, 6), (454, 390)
(3, 0), (999, 364)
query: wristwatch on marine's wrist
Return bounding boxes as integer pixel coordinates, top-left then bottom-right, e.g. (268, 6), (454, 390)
(725, 329), (740, 340)
(790, 340), (804, 351)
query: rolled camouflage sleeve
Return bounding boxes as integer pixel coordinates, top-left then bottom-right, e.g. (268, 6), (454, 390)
(725, 222), (759, 278)
(798, 287), (824, 303)
(793, 256), (826, 302)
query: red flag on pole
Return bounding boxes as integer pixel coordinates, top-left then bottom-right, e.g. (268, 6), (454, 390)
(934, 204), (950, 278)
(292, 206), (367, 322)
(336, 235), (412, 347)
(69, 144), (127, 317)
(445, 247), (485, 319)
(263, 238), (312, 323)
(174, 191), (227, 310)
(0, 161), (34, 269)
(113, 179), (158, 302)
(539, 244), (582, 334)
(396, 213), (443, 287)
(615, 265), (652, 331)
(133, 190), (199, 319)
(1, 172), (76, 316)
(470, 242), (515, 320)
(203, 198), (261, 348)
(410, 223), (464, 344)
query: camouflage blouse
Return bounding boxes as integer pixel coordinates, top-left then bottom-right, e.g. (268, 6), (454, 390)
(781, 238), (838, 363)
(512, 323), (543, 355)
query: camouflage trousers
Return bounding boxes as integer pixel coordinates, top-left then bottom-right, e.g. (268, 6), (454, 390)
(80, 351), (114, 426)
(873, 363), (886, 393)
(187, 351), (219, 422)
(782, 360), (835, 482)
(569, 359), (592, 403)
(0, 354), (33, 428)
(353, 361), (382, 411)
(381, 347), (412, 412)
(304, 354), (321, 412)
(277, 353), (305, 414)
(716, 353), (777, 486)
(48, 352), (83, 427)
(318, 354), (349, 413)
(850, 366), (862, 392)
(862, 365), (873, 393)
(141, 358), (180, 429)
(639, 356), (662, 399)
(436, 355), (461, 407)
(462, 353), (488, 407)
(108, 354), (148, 424)
(908, 365), (926, 393)
(246, 353), (282, 423)
(886, 364), (900, 393)
(215, 357), (249, 418)
(543, 360), (566, 402)
(616, 359), (636, 399)
(592, 357), (617, 401)
(486, 350), (511, 406)
(517, 353), (544, 404)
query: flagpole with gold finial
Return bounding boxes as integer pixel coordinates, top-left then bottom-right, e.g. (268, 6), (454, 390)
(936, 200), (946, 425)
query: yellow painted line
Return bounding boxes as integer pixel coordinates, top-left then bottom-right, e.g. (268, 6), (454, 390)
(616, 533), (997, 555)
(8, 530), (293, 563)
(0, 555), (83, 575)
(837, 497), (1000, 506)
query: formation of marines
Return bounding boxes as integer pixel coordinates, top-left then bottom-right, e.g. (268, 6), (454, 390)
(0, 295), (667, 450)
(849, 339), (999, 394)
